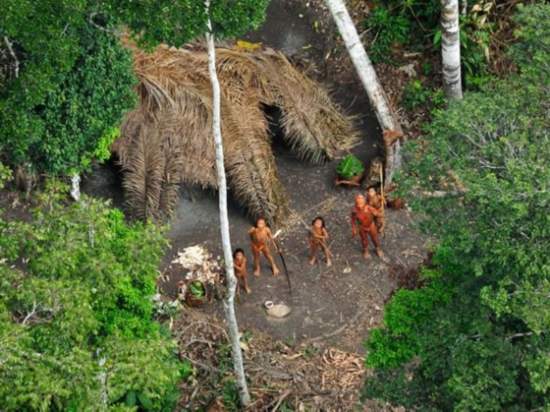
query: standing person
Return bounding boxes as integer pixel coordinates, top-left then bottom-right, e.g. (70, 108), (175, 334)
(233, 248), (251, 294)
(309, 216), (333, 267)
(366, 186), (385, 235)
(248, 217), (280, 277)
(351, 194), (384, 259)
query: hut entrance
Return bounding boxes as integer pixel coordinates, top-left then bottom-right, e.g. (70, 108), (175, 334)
(81, 155), (125, 209)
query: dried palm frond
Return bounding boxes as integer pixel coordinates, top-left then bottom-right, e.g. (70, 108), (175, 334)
(122, 123), (164, 220)
(116, 43), (359, 223)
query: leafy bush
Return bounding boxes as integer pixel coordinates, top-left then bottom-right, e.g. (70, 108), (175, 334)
(363, 6), (411, 63)
(0, 186), (185, 410)
(336, 154), (365, 179)
(401, 79), (445, 111)
(364, 0), (440, 63)
(0, 1), (136, 175)
(363, 4), (550, 410)
(0, 162), (12, 189)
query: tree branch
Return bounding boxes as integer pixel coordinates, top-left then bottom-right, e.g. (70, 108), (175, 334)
(3, 36), (19, 78)
(505, 332), (534, 341)
(88, 12), (119, 34)
(21, 301), (37, 325)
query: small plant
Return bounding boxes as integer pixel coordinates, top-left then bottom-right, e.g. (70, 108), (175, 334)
(336, 154), (365, 180)
(364, 6), (411, 63)
(222, 380), (240, 411)
(189, 281), (205, 298)
(0, 162), (13, 190)
(402, 79), (444, 111)
(301, 344), (320, 359)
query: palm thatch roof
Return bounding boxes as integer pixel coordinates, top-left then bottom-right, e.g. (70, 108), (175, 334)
(114, 43), (359, 223)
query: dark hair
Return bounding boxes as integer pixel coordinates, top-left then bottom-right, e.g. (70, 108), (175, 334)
(233, 248), (245, 258)
(254, 216), (267, 227)
(311, 216), (326, 228)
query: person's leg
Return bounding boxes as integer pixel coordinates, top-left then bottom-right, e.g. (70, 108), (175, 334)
(241, 273), (251, 293)
(359, 229), (370, 259)
(262, 248), (280, 276)
(320, 243), (332, 266)
(369, 225), (384, 257)
(251, 246), (261, 276)
(309, 241), (318, 265)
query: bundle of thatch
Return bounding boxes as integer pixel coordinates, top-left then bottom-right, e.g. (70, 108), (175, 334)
(114, 43), (359, 223)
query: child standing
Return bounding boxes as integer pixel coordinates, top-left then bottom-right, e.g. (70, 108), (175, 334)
(233, 248), (251, 294)
(248, 217), (280, 277)
(309, 216), (332, 267)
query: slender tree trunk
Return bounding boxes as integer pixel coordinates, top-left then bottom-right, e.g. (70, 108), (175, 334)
(205, 2), (251, 406)
(441, 0), (463, 99)
(324, 0), (403, 186)
(70, 174), (81, 201)
(97, 352), (108, 411)
(461, 0), (467, 16)
(3, 36), (19, 78)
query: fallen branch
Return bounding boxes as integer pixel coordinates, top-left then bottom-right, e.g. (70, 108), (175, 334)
(272, 389), (292, 411)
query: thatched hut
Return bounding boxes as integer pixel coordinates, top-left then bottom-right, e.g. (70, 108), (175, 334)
(114, 44), (359, 223)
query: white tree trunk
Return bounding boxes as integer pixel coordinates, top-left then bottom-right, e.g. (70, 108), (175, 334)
(324, 0), (403, 185)
(3, 36), (20, 78)
(441, 0), (463, 100)
(97, 353), (108, 410)
(70, 173), (81, 201)
(205, 2), (251, 406)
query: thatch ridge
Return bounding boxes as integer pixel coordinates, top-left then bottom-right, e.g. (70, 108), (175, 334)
(116, 44), (359, 223)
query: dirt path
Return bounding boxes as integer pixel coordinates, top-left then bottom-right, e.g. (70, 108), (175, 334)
(158, 0), (427, 353)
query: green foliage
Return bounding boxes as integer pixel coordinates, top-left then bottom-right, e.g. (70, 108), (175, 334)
(0, 162), (12, 189)
(189, 281), (206, 298)
(401, 79), (444, 111)
(364, 1), (494, 88)
(364, 0), (440, 63)
(106, 0), (269, 48)
(0, 186), (182, 411)
(336, 154), (365, 179)
(222, 380), (240, 412)
(509, 3), (550, 81)
(0, 1), (137, 175)
(363, 5), (550, 410)
(363, 6), (411, 63)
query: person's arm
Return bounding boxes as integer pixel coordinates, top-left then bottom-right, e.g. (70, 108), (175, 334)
(367, 205), (382, 217)
(322, 228), (329, 239)
(350, 212), (357, 237)
(311, 228), (323, 239)
(236, 258), (247, 274)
